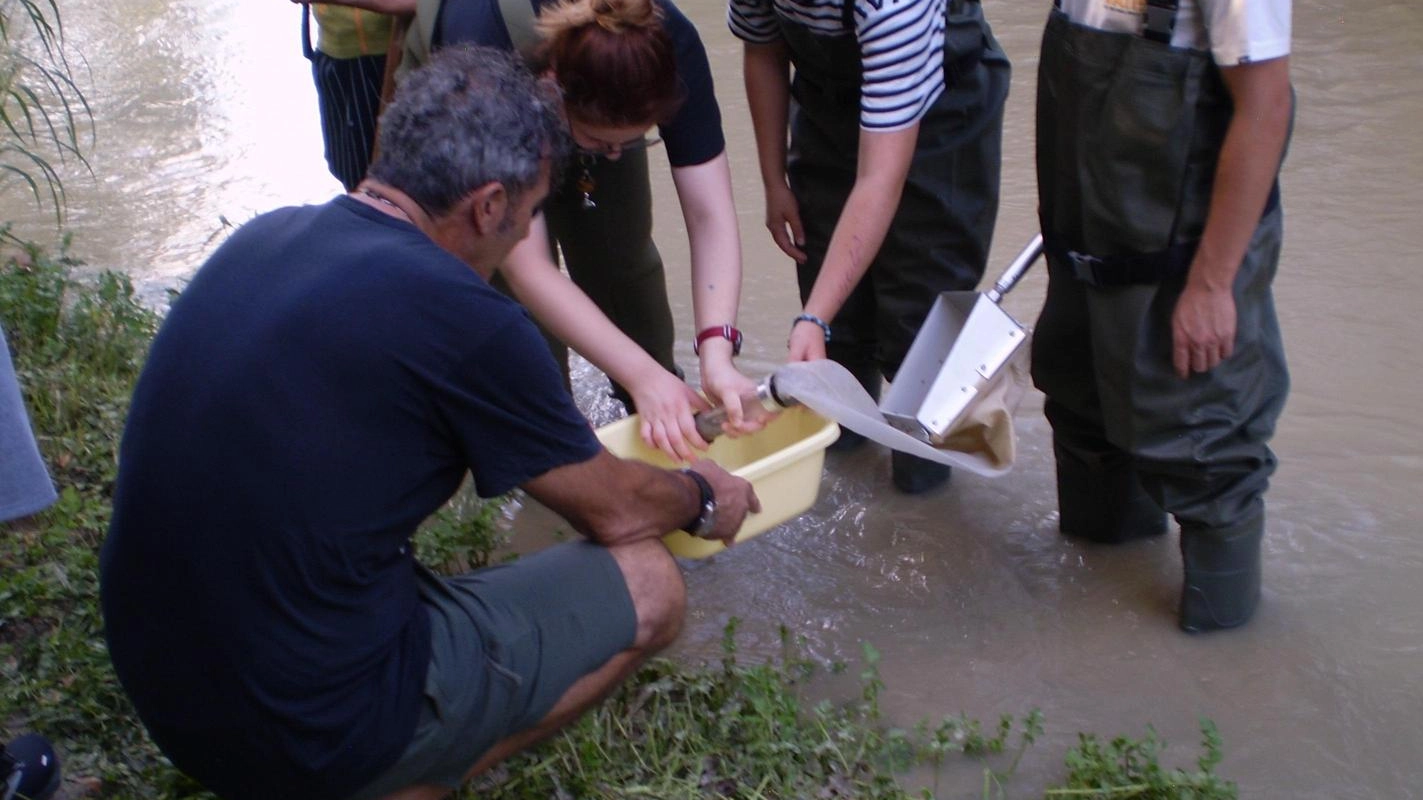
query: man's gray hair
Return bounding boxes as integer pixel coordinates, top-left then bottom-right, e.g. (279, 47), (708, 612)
(370, 45), (569, 216)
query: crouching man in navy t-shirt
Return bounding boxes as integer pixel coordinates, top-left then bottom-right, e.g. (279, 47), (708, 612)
(100, 45), (759, 800)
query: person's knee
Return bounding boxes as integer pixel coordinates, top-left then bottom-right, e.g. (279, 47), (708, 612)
(609, 540), (685, 652)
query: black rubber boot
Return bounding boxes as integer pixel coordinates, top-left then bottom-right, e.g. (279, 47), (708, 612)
(1054, 439), (1167, 543)
(829, 428), (869, 452)
(891, 451), (952, 495)
(1178, 514), (1264, 633)
(828, 361), (881, 453)
(2, 734), (61, 800)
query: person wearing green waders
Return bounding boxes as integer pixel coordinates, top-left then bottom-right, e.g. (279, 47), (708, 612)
(731, 0), (1010, 494)
(1031, 0), (1293, 632)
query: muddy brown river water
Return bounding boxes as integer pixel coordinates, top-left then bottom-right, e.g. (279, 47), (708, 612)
(5, 0), (1420, 796)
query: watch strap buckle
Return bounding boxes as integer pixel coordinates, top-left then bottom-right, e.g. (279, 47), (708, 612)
(693, 324), (743, 356)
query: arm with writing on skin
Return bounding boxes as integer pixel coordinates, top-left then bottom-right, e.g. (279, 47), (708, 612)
(742, 33), (919, 362)
(1171, 55), (1292, 378)
(788, 124), (918, 362)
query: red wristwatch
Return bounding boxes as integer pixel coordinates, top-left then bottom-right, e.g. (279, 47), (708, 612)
(693, 324), (743, 356)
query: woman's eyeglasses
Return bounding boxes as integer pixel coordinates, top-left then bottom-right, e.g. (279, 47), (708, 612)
(577, 136), (662, 158)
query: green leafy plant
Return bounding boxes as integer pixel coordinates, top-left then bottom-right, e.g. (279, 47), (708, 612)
(414, 481), (510, 572)
(0, 243), (156, 494)
(467, 623), (929, 799)
(919, 707), (1044, 799)
(0, 0), (94, 227)
(0, 247), (174, 794)
(1046, 719), (1236, 799)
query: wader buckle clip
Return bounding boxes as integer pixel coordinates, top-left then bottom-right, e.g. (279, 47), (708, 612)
(1067, 251), (1107, 286)
(1144, 0), (1179, 43)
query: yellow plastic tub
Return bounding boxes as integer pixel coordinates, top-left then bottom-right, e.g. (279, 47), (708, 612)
(595, 405), (840, 558)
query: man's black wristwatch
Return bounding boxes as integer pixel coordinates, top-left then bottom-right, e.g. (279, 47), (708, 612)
(678, 468), (717, 538)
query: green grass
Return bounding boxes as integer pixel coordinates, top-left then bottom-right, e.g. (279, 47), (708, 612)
(1046, 721), (1235, 799)
(0, 243), (176, 795)
(1, 248), (1238, 799)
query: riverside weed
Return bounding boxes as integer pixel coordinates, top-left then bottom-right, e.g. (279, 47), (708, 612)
(1046, 720), (1236, 799)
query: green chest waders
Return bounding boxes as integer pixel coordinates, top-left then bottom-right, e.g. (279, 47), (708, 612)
(541, 146), (678, 410)
(777, 0), (1010, 491)
(1028, 4), (1292, 631)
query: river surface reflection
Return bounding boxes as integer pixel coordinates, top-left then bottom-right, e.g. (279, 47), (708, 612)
(6, 0), (1421, 796)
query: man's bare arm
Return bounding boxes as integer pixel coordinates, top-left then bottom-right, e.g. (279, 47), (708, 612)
(1171, 55), (1292, 377)
(521, 450), (760, 547)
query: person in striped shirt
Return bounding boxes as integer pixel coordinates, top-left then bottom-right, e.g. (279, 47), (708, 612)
(731, 0), (1011, 494)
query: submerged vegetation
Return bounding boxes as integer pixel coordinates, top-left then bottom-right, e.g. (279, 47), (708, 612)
(0, 247), (1241, 799)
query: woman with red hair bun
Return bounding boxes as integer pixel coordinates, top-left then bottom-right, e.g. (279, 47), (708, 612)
(314, 0), (762, 461)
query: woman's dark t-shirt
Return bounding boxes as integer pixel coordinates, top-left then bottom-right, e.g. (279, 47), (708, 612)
(435, 0), (726, 167)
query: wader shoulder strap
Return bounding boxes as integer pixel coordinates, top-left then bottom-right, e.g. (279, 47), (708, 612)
(1143, 0), (1180, 43)
(498, 0), (541, 62)
(403, 0), (443, 71)
(394, 0), (535, 100)
(301, 4), (315, 61)
(372, 12), (414, 164)
(403, 0), (534, 71)
(840, 0), (854, 34)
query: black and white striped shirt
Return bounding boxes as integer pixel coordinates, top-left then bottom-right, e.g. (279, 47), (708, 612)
(728, 0), (947, 131)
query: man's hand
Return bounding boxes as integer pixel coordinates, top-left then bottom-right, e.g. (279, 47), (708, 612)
(684, 460), (760, 546)
(1171, 283), (1237, 378)
(524, 451), (756, 549)
(1169, 55), (1291, 379)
